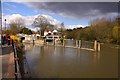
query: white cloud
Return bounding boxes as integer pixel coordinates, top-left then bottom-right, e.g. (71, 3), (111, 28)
(2, 14), (24, 24)
(65, 25), (85, 29)
(41, 14), (61, 25)
(2, 14), (86, 31)
(2, 14), (61, 31)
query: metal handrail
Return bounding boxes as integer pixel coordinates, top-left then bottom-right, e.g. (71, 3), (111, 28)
(12, 41), (21, 79)
(13, 41), (31, 79)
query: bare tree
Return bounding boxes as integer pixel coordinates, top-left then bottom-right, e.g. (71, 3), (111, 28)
(32, 15), (50, 36)
(89, 17), (114, 42)
(8, 17), (25, 34)
(60, 22), (65, 32)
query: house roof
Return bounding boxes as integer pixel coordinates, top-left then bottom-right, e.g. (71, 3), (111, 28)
(53, 30), (58, 33)
(48, 31), (52, 33)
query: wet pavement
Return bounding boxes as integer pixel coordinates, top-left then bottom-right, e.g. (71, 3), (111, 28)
(0, 47), (2, 79)
(0, 46), (14, 79)
(2, 46), (13, 55)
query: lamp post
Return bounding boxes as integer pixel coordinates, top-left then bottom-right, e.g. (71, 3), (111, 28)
(0, 19), (2, 34)
(5, 19), (6, 31)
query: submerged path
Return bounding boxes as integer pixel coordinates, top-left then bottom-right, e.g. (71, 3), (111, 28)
(24, 44), (118, 78)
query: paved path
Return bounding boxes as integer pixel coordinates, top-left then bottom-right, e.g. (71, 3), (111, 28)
(0, 46), (15, 79)
(2, 52), (15, 78)
(2, 46), (13, 55)
(0, 45), (30, 79)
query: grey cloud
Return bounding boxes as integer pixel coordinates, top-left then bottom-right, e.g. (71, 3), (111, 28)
(25, 2), (118, 19)
(2, 0), (120, 2)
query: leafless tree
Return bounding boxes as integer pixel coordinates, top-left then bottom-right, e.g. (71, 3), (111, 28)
(8, 17), (25, 34)
(32, 15), (50, 36)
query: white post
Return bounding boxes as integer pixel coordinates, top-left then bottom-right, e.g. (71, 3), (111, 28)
(98, 42), (100, 52)
(94, 40), (98, 51)
(76, 40), (78, 47)
(79, 40), (82, 48)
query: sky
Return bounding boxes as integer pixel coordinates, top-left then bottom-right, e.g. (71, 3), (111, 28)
(1, 1), (119, 31)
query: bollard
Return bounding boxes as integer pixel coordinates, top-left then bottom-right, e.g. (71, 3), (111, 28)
(94, 40), (98, 51)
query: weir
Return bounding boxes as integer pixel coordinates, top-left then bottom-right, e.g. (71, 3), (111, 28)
(44, 39), (100, 52)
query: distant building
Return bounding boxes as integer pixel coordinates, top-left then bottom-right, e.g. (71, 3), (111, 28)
(44, 29), (63, 42)
(44, 29), (59, 36)
(16, 33), (40, 42)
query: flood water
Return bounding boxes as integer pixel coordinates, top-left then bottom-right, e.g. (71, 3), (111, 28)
(24, 41), (118, 78)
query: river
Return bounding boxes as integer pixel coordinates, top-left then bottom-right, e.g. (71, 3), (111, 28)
(24, 40), (118, 78)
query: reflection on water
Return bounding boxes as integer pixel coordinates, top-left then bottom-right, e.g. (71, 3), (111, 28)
(25, 44), (118, 78)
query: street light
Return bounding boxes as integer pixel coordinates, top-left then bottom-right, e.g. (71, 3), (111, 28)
(5, 19), (6, 31)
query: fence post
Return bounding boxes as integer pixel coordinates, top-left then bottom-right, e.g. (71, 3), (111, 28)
(94, 40), (98, 51)
(79, 40), (82, 48)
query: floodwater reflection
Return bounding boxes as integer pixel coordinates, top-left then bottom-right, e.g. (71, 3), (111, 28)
(25, 44), (118, 78)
